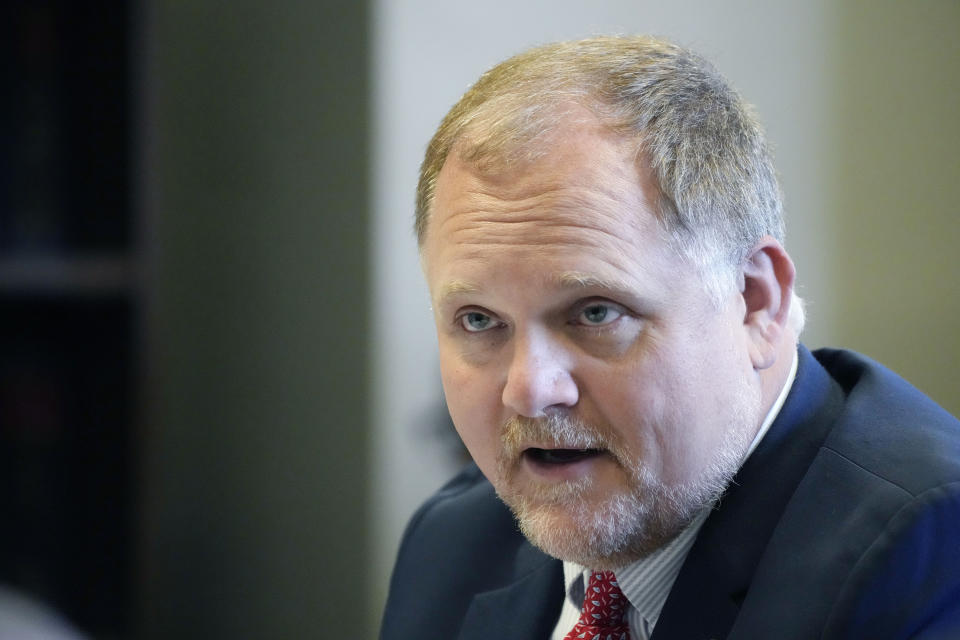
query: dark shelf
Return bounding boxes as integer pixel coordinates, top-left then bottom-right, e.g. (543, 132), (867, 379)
(0, 296), (135, 634)
(1, 0), (138, 637)
(0, 254), (136, 295)
(1, 0), (131, 254)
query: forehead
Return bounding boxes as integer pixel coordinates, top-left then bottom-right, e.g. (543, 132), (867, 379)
(422, 120), (677, 283)
(438, 118), (646, 224)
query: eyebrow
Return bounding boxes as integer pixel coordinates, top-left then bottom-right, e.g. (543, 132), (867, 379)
(557, 271), (634, 293)
(437, 271), (635, 307)
(437, 279), (481, 305)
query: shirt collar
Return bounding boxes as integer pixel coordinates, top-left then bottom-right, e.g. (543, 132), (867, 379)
(743, 347), (798, 461)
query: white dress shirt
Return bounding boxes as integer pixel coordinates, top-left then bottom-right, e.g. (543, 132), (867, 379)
(550, 350), (798, 639)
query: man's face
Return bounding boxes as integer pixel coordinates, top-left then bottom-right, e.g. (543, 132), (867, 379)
(421, 121), (765, 568)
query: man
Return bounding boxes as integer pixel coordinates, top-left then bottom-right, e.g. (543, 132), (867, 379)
(380, 36), (960, 639)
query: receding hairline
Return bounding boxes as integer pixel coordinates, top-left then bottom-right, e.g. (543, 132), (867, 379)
(419, 103), (612, 245)
(421, 99), (665, 249)
(415, 35), (692, 247)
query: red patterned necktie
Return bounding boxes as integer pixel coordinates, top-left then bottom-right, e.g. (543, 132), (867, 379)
(564, 571), (632, 640)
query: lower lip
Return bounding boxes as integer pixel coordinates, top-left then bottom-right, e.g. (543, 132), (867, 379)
(521, 450), (608, 481)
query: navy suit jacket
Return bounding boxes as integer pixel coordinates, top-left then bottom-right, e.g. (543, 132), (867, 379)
(380, 347), (960, 639)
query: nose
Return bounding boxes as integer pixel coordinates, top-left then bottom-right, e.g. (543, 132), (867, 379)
(501, 330), (579, 418)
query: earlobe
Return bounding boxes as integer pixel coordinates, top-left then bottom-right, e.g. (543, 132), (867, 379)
(741, 237), (795, 370)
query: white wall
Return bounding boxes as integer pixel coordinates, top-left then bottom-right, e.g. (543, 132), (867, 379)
(369, 0), (837, 617)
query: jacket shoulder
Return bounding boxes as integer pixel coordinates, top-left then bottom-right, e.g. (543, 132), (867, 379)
(814, 347), (960, 493)
(380, 464), (540, 640)
(733, 348), (960, 638)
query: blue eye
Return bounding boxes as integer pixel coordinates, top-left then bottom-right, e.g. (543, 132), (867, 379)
(461, 312), (496, 332)
(579, 303), (622, 326)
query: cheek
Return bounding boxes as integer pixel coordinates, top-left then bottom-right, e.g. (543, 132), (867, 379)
(439, 357), (503, 478)
(651, 348), (758, 483)
(595, 346), (719, 482)
(602, 372), (680, 474)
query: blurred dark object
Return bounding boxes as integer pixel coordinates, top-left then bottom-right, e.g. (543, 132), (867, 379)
(0, 583), (88, 639)
(0, 0), (130, 254)
(0, 298), (134, 636)
(0, 0), (137, 637)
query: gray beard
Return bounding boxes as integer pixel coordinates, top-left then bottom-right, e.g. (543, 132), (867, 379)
(493, 410), (755, 569)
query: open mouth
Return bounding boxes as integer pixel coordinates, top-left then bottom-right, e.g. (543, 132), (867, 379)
(524, 447), (604, 465)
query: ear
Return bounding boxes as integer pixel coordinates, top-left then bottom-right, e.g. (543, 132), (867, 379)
(739, 236), (795, 370)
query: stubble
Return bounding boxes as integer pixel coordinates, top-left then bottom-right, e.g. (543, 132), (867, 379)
(493, 408), (755, 569)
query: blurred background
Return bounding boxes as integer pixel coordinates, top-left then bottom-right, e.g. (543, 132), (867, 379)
(0, 0), (956, 638)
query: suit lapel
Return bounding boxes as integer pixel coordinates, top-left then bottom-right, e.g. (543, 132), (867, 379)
(652, 346), (845, 639)
(458, 543), (564, 640)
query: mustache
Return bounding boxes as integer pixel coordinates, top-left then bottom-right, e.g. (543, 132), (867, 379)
(502, 413), (612, 455)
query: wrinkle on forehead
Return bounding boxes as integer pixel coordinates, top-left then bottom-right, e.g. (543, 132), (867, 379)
(436, 218), (639, 256)
(430, 176), (659, 260)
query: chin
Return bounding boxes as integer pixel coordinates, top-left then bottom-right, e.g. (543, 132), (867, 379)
(501, 441), (747, 568)
(509, 489), (672, 569)
(497, 469), (685, 567)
